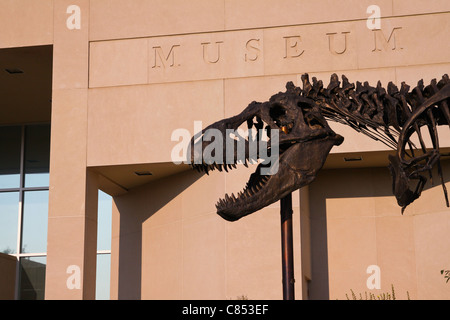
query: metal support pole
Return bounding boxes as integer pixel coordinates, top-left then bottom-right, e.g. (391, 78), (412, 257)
(280, 193), (295, 300)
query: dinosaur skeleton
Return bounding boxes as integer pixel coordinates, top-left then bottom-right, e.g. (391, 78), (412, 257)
(189, 73), (450, 221)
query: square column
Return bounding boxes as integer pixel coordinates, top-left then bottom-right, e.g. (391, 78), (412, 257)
(45, 0), (97, 300)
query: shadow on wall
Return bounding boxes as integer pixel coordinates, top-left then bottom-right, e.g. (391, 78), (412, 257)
(113, 169), (201, 300)
(307, 159), (450, 300)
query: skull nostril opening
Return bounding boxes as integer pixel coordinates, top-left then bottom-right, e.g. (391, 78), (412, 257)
(269, 103), (286, 120)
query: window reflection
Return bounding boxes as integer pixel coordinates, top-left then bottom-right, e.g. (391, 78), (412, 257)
(0, 124), (50, 300)
(96, 253), (111, 300)
(0, 126), (21, 189)
(24, 125), (50, 188)
(97, 190), (112, 251)
(96, 190), (112, 300)
(19, 256), (46, 300)
(21, 190), (49, 254)
(0, 192), (19, 254)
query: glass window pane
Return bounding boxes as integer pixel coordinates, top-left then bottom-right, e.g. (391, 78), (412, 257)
(21, 190), (48, 253)
(19, 256), (46, 300)
(96, 253), (111, 300)
(97, 190), (112, 251)
(0, 126), (21, 189)
(0, 192), (19, 254)
(24, 125), (50, 188)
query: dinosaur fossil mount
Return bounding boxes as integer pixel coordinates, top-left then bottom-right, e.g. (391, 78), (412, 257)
(189, 73), (450, 221)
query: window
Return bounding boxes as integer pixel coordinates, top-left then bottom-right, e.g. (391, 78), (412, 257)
(0, 124), (50, 300)
(0, 192), (19, 254)
(96, 190), (112, 300)
(0, 124), (113, 299)
(0, 126), (21, 188)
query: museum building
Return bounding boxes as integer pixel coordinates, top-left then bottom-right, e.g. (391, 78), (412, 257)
(0, 0), (449, 300)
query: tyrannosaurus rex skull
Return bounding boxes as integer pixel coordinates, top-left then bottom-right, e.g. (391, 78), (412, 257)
(189, 82), (343, 221)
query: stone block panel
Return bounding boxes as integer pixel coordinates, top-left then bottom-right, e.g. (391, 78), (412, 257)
(89, 12), (450, 88)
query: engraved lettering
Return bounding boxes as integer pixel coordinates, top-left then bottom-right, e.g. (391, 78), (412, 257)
(201, 41), (223, 64)
(152, 45), (181, 68)
(372, 27), (403, 52)
(326, 32), (350, 55)
(245, 39), (261, 62)
(283, 36), (304, 59)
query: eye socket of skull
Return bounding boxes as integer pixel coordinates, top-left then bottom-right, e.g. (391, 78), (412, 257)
(269, 103), (292, 132)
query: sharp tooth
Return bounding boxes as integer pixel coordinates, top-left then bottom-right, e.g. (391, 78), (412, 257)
(218, 164), (223, 172)
(232, 163), (237, 169)
(225, 194), (231, 202)
(266, 125), (271, 138)
(224, 165), (228, 172)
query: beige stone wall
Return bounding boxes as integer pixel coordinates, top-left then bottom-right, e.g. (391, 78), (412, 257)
(111, 166), (304, 299)
(309, 161), (450, 300)
(0, 0), (53, 48)
(86, 6), (450, 167)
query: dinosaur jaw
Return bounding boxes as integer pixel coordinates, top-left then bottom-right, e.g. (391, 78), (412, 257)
(215, 160), (297, 222)
(191, 133), (343, 221)
(194, 140), (301, 221)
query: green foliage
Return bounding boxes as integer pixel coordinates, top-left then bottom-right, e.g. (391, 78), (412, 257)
(345, 284), (410, 300)
(441, 270), (450, 283)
